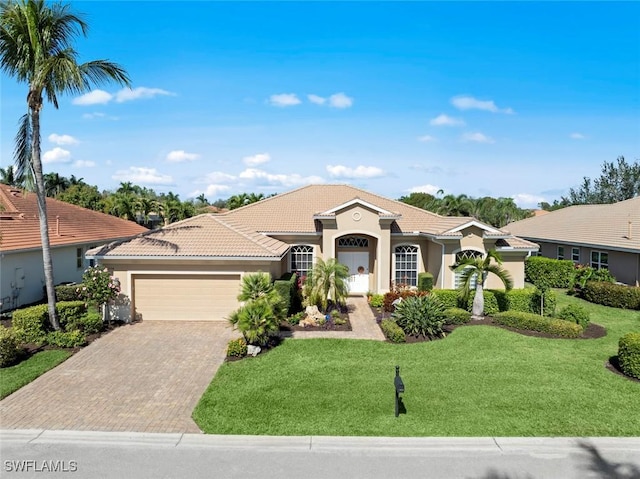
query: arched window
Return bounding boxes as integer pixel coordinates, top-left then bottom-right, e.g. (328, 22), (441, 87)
(290, 245), (314, 277)
(338, 236), (369, 248)
(454, 250), (483, 289)
(394, 245), (418, 287)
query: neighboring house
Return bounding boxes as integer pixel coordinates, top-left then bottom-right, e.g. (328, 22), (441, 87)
(88, 184), (537, 322)
(0, 185), (148, 311)
(506, 196), (640, 286)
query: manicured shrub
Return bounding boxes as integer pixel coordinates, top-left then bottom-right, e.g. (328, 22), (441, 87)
(226, 337), (248, 358)
(429, 289), (462, 309)
(444, 307), (472, 325)
(287, 311), (304, 326)
(369, 294), (384, 308)
(67, 310), (104, 335)
(618, 333), (640, 379)
(465, 290), (499, 315)
(383, 290), (426, 312)
(46, 330), (87, 348)
(417, 272), (434, 292)
(493, 311), (583, 338)
(274, 278), (294, 316)
(55, 283), (87, 301)
(233, 299), (280, 346)
(392, 295), (446, 338)
(556, 304), (590, 329)
(380, 319), (406, 343)
(0, 326), (20, 367)
(582, 282), (640, 310)
(56, 301), (87, 331)
(530, 289), (557, 316)
(525, 256), (575, 288)
(12, 304), (49, 344)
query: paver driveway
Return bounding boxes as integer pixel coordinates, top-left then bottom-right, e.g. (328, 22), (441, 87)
(0, 321), (237, 433)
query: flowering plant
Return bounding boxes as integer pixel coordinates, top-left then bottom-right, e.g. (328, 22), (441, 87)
(80, 266), (120, 306)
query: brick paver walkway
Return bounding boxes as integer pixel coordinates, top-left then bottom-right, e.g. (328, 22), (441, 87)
(0, 321), (237, 433)
(286, 295), (385, 341)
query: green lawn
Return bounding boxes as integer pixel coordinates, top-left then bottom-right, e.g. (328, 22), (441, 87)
(0, 350), (72, 399)
(193, 291), (640, 436)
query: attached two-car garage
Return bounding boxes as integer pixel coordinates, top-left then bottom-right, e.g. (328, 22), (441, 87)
(131, 274), (241, 321)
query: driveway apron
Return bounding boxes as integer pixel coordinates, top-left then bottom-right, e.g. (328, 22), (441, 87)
(0, 321), (237, 433)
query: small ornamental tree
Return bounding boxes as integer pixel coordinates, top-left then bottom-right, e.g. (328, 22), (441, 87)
(81, 265), (120, 322)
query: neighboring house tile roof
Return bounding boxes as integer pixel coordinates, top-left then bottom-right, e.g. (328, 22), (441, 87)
(0, 185), (148, 252)
(506, 197), (640, 253)
(87, 214), (290, 259)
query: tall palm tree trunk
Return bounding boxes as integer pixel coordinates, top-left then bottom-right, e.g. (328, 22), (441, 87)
(30, 97), (60, 330)
(471, 281), (484, 319)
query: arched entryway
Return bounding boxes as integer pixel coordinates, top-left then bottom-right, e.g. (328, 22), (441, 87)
(336, 235), (375, 293)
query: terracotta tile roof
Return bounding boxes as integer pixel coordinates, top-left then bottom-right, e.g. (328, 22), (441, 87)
(224, 184), (474, 235)
(0, 185), (148, 253)
(88, 214), (289, 258)
(506, 197), (640, 253)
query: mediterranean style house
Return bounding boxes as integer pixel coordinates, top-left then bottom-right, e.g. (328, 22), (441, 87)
(87, 184), (538, 321)
(0, 185), (147, 311)
(506, 196), (640, 286)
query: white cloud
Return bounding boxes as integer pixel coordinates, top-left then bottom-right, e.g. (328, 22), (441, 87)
(239, 168), (324, 187)
(268, 93), (301, 107)
(42, 147), (71, 164)
(407, 184), (443, 195)
(570, 132), (586, 140)
(512, 193), (545, 208)
(82, 112), (118, 120)
(190, 184), (232, 198)
(461, 132), (495, 144)
(328, 92), (353, 109)
(243, 153), (271, 166)
(112, 167), (173, 185)
(73, 160), (95, 167)
(417, 135), (437, 142)
(166, 150), (200, 163)
(451, 95), (514, 114)
(429, 114), (465, 127)
(197, 171), (237, 184)
(48, 133), (79, 145)
(115, 87), (174, 103)
(307, 94), (326, 105)
(72, 90), (113, 106)
(326, 164), (385, 179)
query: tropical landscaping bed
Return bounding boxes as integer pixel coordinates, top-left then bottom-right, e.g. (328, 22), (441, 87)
(194, 290), (640, 436)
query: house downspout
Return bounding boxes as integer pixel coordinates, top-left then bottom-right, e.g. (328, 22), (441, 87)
(431, 238), (447, 289)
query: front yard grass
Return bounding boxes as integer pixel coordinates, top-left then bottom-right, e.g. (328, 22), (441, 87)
(193, 291), (640, 436)
(0, 350), (72, 399)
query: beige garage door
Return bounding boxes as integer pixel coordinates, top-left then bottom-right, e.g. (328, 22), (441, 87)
(133, 274), (240, 321)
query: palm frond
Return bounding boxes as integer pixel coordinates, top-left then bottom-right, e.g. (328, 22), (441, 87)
(13, 112), (35, 190)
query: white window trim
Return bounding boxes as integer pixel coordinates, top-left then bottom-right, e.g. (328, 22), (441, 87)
(393, 244), (420, 288)
(571, 247), (580, 263)
(289, 244), (315, 276)
(452, 248), (484, 289)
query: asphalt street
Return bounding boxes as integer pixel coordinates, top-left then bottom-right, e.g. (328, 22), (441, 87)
(2, 430), (639, 479)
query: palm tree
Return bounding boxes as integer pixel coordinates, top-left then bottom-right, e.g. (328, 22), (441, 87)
(1, 0), (130, 329)
(195, 193), (209, 206)
(43, 172), (69, 196)
(0, 164), (23, 186)
(454, 250), (513, 320)
(302, 257), (349, 313)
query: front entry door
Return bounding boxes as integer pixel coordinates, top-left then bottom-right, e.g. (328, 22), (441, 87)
(337, 252), (370, 293)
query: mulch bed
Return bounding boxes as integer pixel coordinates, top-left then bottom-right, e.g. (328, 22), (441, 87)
(605, 356), (640, 384)
(279, 317), (352, 333)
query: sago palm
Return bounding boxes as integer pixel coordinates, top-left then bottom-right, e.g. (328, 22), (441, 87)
(0, 0), (130, 329)
(454, 250), (513, 319)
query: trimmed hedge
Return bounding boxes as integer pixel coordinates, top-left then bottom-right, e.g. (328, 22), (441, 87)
(369, 294), (384, 308)
(490, 288), (556, 317)
(525, 256), (575, 288)
(46, 330), (87, 348)
(0, 326), (20, 367)
(465, 290), (500, 315)
(493, 311), (583, 338)
(57, 301), (87, 331)
(582, 282), (640, 310)
(618, 333), (640, 379)
(444, 307), (471, 325)
(67, 310), (104, 335)
(275, 272), (302, 316)
(380, 319), (405, 343)
(417, 272), (434, 292)
(12, 304), (49, 344)
(54, 283), (87, 302)
(430, 290), (461, 309)
(556, 304), (590, 329)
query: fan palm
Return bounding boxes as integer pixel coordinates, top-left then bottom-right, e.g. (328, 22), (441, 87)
(1, 0), (130, 329)
(454, 250), (513, 319)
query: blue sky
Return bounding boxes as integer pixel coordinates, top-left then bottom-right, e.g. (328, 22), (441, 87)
(1, 1), (639, 207)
